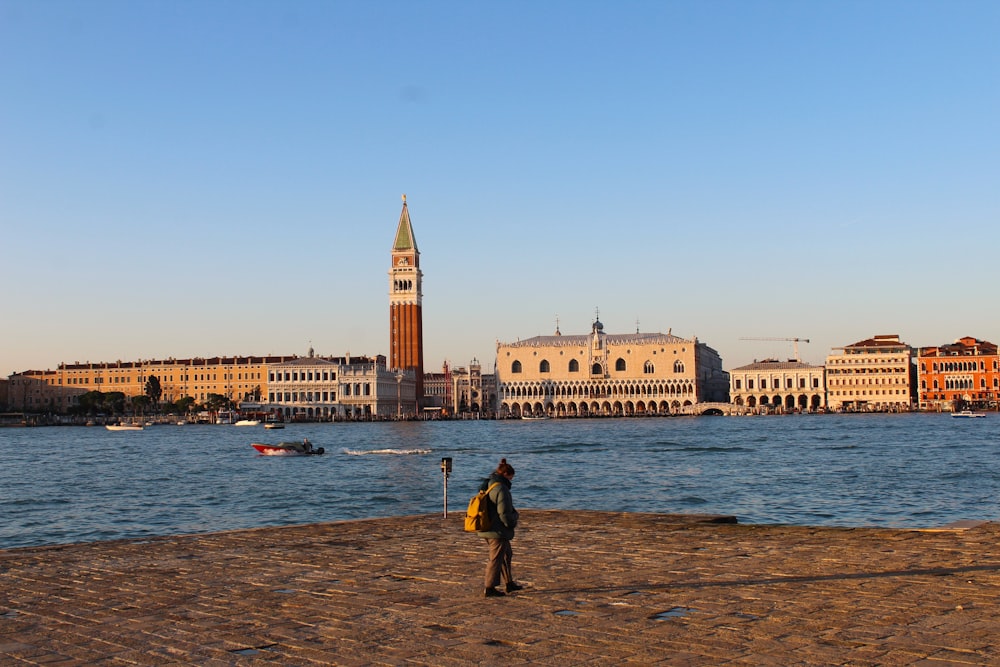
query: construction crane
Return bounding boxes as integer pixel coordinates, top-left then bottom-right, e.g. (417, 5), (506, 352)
(739, 337), (810, 362)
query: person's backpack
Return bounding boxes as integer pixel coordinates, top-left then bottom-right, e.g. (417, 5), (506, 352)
(464, 482), (500, 532)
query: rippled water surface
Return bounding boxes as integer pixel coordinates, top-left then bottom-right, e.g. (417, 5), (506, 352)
(2, 413), (999, 548)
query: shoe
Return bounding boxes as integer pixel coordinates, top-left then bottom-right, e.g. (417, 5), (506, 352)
(484, 587), (505, 597)
(505, 582), (524, 592)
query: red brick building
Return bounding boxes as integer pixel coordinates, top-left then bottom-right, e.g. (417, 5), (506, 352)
(917, 336), (1000, 411)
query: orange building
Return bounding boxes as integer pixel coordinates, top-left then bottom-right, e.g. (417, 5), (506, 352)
(388, 195), (425, 406)
(917, 337), (1000, 411)
(9, 356), (299, 412)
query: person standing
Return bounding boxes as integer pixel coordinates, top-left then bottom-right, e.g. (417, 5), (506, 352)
(478, 458), (522, 597)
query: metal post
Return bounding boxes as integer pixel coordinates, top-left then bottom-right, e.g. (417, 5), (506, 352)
(440, 457), (452, 517)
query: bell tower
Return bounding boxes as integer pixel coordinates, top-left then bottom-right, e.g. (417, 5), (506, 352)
(389, 194), (424, 407)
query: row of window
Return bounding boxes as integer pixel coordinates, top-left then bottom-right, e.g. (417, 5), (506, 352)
(829, 378), (906, 385)
(58, 372), (262, 385)
(923, 393), (996, 400)
(269, 371), (336, 382)
(921, 378), (999, 390)
(922, 361), (999, 372)
(510, 359), (685, 374)
(734, 378), (821, 390)
(827, 368), (908, 375)
(269, 392), (337, 403)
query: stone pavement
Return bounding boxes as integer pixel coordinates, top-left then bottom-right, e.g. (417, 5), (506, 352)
(2, 511), (1000, 666)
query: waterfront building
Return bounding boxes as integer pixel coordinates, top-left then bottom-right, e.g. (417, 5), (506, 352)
(496, 319), (728, 418)
(451, 359), (496, 416)
(422, 361), (498, 417)
(916, 336), (1000, 412)
(9, 353), (396, 418)
(389, 195), (425, 406)
(422, 363), (451, 414)
(825, 334), (916, 412)
(729, 359), (827, 413)
(266, 352), (343, 420)
(5, 372), (87, 413)
(338, 356), (417, 419)
(15, 356), (294, 410)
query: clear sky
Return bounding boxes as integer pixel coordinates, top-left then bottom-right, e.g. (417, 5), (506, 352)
(2, 1), (998, 378)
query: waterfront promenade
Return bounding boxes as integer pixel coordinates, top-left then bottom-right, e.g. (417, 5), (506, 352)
(2, 511), (999, 665)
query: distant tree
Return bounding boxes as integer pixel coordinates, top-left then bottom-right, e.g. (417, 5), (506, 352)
(131, 395), (151, 415)
(174, 396), (196, 415)
(205, 393), (231, 412)
(74, 391), (105, 416)
(102, 392), (127, 415)
(145, 376), (162, 409)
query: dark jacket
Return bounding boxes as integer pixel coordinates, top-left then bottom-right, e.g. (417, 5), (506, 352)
(477, 472), (518, 540)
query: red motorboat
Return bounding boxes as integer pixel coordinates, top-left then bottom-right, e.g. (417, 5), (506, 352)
(251, 439), (325, 456)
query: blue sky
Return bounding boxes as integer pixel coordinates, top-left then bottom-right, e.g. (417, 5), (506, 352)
(2, 1), (998, 378)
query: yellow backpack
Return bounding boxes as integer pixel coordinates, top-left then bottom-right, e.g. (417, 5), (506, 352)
(464, 482), (500, 532)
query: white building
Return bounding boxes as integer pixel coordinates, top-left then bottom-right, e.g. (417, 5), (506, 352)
(265, 352), (417, 420)
(339, 357), (417, 419)
(729, 360), (826, 413)
(496, 319), (729, 418)
(266, 354), (342, 420)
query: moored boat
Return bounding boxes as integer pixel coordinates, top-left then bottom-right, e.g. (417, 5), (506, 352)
(234, 419), (261, 426)
(251, 440), (325, 456)
(952, 410), (986, 419)
(106, 424), (143, 431)
(217, 410), (237, 425)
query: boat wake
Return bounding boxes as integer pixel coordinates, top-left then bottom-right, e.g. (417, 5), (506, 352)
(342, 448), (432, 456)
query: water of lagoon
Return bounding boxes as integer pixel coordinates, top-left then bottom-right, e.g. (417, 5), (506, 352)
(2, 413), (998, 549)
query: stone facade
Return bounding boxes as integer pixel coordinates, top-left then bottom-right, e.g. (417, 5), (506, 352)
(421, 361), (497, 416)
(266, 354), (343, 420)
(496, 320), (728, 418)
(422, 364), (450, 413)
(729, 360), (826, 412)
(8, 353), (407, 418)
(825, 334), (916, 412)
(917, 336), (1000, 411)
(450, 359), (497, 415)
(13, 356), (288, 409)
(338, 357), (417, 419)
(5, 372), (88, 413)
